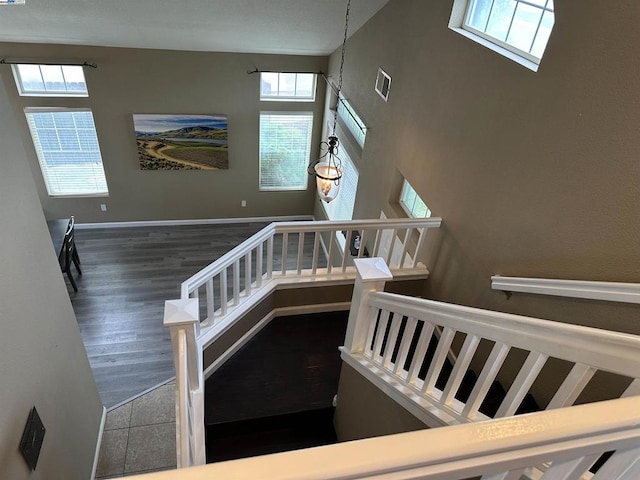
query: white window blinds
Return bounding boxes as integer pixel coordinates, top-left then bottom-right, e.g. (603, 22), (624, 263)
(259, 112), (313, 191)
(25, 108), (109, 197)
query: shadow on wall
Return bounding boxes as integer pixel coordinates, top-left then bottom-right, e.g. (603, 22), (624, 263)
(424, 224), (491, 308)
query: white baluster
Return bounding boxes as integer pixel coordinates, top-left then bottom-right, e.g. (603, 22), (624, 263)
(463, 342), (510, 420)
(342, 230), (353, 272)
(382, 312), (403, 370)
(372, 310), (391, 365)
(407, 322), (435, 385)
(244, 251), (252, 296)
(495, 351), (547, 418)
(297, 231), (305, 275)
(220, 268), (228, 315)
(256, 243), (263, 288)
(546, 363), (596, 410)
(393, 316), (418, 376)
(281, 232), (288, 275)
(266, 236), (274, 279)
(441, 333), (481, 406)
(422, 327), (456, 395)
(205, 278), (214, 322)
(233, 260), (240, 306)
(327, 231), (335, 274)
(312, 231), (320, 274)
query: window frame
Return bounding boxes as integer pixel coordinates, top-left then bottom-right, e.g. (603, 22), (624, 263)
(336, 94), (367, 148)
(449, 0), (554, 72)
(12, 64), (89, 97)
(259, 111), (314, 192)
(260, 72), (317, 102)
(24, 107), (109, 198)
(399, 180), (431, 218)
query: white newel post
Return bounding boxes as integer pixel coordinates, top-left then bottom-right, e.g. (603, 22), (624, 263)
(343, 258), (393, 354)
(164, 298), (206, 468)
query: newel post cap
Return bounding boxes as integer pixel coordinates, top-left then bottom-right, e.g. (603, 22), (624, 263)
(354, 257), (393, 282)
(163, 298), (199, 327)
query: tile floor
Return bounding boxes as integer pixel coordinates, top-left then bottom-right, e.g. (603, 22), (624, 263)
(96, 381), (177, 478)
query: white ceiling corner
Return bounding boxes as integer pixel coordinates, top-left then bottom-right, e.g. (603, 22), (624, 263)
(0, 0), (391, 55)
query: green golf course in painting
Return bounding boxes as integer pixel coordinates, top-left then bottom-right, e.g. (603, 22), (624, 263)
(133, 114), (229, 170)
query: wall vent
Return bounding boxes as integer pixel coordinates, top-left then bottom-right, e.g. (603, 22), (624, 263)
(375, 67), (391, 102)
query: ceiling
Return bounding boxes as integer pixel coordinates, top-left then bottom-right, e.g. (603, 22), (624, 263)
(0, 0), (390, 56)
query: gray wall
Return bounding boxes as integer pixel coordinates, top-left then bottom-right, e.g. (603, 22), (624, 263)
(323, 0), (639, 333)
(0, 43), (327, 223)
(334, 363), (427, 442)
(0, 79), (103, 479)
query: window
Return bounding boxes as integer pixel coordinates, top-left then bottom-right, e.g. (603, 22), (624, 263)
(12, 64), (88, 96)
(25, 108), (108, 197)
(322, 150), (358, 222)
(260, 73), (316, 101)
(400, 180), (431, 218)
(259, 112), (313, 191)
(337, 95), (367, 148)
(449, 0), (554, 71)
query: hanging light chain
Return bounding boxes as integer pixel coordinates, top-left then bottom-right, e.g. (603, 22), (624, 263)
(332, 0), (351, 135)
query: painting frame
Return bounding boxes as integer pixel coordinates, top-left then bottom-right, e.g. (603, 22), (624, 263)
(133, 114), (228, 170)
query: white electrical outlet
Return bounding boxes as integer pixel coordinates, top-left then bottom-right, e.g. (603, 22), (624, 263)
(100, 204), (107, 212)
(241, 200), (247, 207)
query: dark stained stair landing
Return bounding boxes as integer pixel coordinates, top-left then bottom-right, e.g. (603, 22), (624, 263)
(204, 312), (348, 462)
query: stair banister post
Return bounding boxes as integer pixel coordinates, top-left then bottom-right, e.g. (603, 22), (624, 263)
(164, 298), (206, 467)
(344, 258), (393, 354)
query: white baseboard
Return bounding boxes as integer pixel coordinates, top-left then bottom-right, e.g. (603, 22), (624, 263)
(76, 215), (313, 230)
(203, 301), (351, 380)
(91, 406), (107, 480)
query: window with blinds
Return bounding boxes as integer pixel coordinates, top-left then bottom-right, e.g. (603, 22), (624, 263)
(259, 112), (313, 191)
(25, 108), (109, 197)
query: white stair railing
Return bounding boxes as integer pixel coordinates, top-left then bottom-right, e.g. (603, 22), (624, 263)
(165, 218), (442, 468)
(124, 395), (640, 479)
(160, 255), (640, 477)
(342, 259), (640, 430)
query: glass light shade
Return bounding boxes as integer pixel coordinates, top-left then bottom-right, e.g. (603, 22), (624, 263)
(314, 162), (342, 203)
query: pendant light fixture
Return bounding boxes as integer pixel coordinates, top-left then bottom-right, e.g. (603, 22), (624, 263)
(308, 0), (351, 203)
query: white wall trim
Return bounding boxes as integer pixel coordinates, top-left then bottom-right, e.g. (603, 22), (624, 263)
(203, 301), (351, 379)
(76, 215), (313, 230)
(91, 406), (107, 480)
(491, 276), (640, 305)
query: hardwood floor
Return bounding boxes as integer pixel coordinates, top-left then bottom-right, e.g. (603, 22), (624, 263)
(71, 222), (269, 409)
(205, 312), (348, 424)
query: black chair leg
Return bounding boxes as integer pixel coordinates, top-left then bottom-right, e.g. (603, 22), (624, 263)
(72, 249), (82, 275)
(65, 267), (78, 292)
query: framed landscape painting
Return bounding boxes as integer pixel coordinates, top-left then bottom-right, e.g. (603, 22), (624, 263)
(133, 114), (228, 170)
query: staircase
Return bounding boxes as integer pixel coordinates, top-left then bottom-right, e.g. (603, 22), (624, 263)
(160, 218), (640, 480)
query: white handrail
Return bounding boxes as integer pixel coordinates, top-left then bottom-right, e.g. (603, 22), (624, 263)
(491, 276), (640, 304)
(342, 262), (640, 432)
(368, 291), (640, 378)
(181, 218), (442, 325)
(125, 396), (640, 480)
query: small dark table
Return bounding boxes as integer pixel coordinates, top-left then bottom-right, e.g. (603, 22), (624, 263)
(47, 219), (68, 257)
